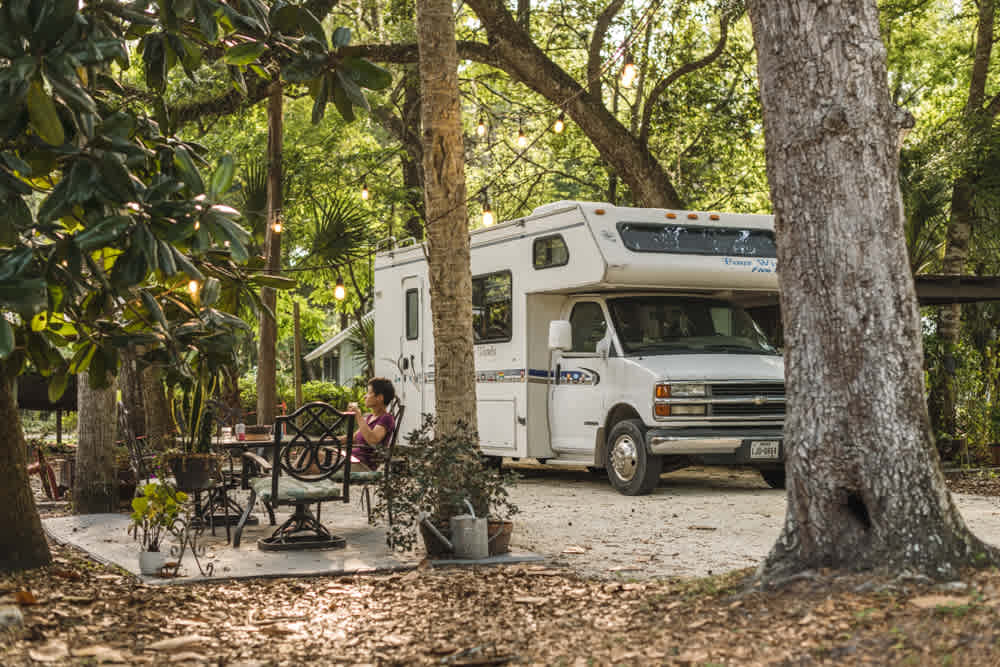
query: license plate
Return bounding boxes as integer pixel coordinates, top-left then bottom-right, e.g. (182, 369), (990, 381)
(750, 440), (780, 459)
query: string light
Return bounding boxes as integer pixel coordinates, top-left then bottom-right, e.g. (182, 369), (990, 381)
(553, 112), (565, 134)
(482, 201), (495, 226)
(476, 117), (487, 137)
(334, 275), (346, 301)
(193, 220), (200, 230)
(187, 280), (200, 296)
(517, 125), (528, 149)
(621, 54), (638, 88)
(360, 182), (370, 201)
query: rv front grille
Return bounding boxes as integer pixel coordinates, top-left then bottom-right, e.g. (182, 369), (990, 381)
(709, 383), (785, 419)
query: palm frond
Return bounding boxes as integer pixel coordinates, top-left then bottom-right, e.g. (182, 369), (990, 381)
(347, 314), (375, 378)
(308, 195), (372, 267)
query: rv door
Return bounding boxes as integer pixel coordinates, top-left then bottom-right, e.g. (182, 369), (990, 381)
(399, 276), (425, 418)
(549, 301), (610, 456)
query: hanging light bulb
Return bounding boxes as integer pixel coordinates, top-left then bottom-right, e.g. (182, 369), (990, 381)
(476, 117), (487, 137)
(361, 182), (370, 201)
(553, 112), (565, 134)
(621, 55), (638, 88)
(187, 279), (200, 296)
(334, 275), (346, 301)
(193, 220), (200, 231)
(517, 126), (528, 149)
(271, 215), (283, 234)
(482, 202), (495, 226)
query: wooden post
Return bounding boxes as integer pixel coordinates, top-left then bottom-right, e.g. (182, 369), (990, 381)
(293, 300), (304, 411)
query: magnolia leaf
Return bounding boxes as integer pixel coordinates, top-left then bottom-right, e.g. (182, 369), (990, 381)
(344, 57), (392, 91)
(249, 274), (296, 289)
(0, 317), (13, 359)
(26, 80), (65, 146)
(48, 373), (68, 403)
(208, 155), (235, 198)
(331, 26), (351, 48)
(173, 146), (204, 193)
(223, 42), (268, 66)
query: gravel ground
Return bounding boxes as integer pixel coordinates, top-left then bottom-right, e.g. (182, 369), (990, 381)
(506, 464), (1000, 579)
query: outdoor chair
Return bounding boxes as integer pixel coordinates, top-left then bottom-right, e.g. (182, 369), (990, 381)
(117, 402), (157, 486)
(354, 399), (405, 527)
(233, 402), (355, 550)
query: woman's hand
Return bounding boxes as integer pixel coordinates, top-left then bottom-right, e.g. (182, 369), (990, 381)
(346, 402), (360, 414)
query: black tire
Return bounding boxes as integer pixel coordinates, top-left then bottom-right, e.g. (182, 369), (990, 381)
(760, 468), (786, 489)
(606, 419), (662, 495)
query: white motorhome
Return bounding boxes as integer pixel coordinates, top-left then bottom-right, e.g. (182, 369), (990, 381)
(373, 201), (785, 495)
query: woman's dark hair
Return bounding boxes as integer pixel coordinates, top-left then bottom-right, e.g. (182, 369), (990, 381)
(369, 377), (396, 405)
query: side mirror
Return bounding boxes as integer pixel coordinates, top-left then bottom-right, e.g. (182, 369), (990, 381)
(549, 320), (572, 351)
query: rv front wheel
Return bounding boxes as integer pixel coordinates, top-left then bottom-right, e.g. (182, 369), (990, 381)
(606, 419), (662, 496)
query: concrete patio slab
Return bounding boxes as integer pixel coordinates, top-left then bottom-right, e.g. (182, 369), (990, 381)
(42, 508), (543, 586)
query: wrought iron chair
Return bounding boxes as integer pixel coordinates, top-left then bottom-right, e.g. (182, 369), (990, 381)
(117, 401), (157, 486)
(355, 399), (405, 524)
(233, 402), (355, 550)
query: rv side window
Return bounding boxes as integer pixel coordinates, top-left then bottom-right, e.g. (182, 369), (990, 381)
(405, 289), (419, 340)
(618, 222), (777, 258)
(569, 302), (607, 353)
(532, 235), (569, 269)
(471, 271), (512, 344)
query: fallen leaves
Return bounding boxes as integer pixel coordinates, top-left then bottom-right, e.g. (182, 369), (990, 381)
(908, 595), (971, 610)
(148, 635), (214, 651)
(28, 640), (69, 662)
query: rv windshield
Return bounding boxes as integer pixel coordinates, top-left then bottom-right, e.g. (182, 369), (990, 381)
(607, 296), (779, 356)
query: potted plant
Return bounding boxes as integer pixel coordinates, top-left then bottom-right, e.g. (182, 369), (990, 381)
(162, 382), (220, 492)
(371, 415), (518, 556)
(128, 482), (188, 575)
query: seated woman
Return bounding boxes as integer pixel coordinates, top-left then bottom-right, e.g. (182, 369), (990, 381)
(344, 377), (396, 471)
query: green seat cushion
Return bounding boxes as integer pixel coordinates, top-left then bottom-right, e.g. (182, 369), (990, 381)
(332, 470), (384, 483)
(250, 476), (344, 504)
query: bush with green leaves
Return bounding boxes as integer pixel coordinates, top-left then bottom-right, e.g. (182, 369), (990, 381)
(370, 415), (518, 552)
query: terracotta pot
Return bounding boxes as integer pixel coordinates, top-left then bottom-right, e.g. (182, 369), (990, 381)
(167, 455), (217, 492)
(487, 519), (513, 555)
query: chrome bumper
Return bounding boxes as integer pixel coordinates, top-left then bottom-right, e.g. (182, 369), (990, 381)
(647, 435), (743, 455)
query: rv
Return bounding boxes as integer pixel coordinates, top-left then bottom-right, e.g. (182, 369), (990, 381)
(373, 201), (785, 495)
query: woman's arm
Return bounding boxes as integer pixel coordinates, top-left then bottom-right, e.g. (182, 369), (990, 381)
(354, 416), (387, 446)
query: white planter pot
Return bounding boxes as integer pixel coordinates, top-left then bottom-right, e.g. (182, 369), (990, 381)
(138, 550), (166, 576)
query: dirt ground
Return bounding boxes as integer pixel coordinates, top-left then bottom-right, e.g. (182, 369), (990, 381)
(3, 467), (1000, 665)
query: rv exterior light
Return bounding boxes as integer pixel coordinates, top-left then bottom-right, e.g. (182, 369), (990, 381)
(476, 117), (487, 137)
(671, 383), (707, 397)
(595, 209), (605, 215)
(517, 126), (528, 149)
(553, 113), (565, 134)
(621, 57), (638, 88)
(687, 213), (698, 220)
(361, 182), (370, 201)
(654, 404), (671, 417)
(655, 384), (671, 398)
(671, 405), (707, 416)
(334, 276), (346, 301)
(666, 212), (677, 219)
(710, 214), (721, 221)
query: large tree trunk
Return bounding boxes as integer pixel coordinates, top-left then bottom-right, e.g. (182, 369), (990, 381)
(0, 368), (51, 571)
(119, 346), (145, 438)
(73, 371), (117, 514)
(415, 0), (478, 434)
(257, 82), (283, 427)
(747, 0), (997, 579)
(140, 365), (172, 452)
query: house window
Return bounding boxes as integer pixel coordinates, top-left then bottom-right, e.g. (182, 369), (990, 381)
(533, 234), (569, 269)
(405, 289), (419, 340)
(472, 271), (512, 343)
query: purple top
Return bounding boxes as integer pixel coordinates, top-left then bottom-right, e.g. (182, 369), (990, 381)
(351, 413), (395, 470)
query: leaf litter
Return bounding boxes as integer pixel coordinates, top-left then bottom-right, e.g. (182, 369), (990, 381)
(4, 469), (1000, 664)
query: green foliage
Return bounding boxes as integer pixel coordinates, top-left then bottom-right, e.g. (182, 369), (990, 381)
(128, 482), (188, 552)
(299, 380), (363, 406)
(371, 415), (518, 552)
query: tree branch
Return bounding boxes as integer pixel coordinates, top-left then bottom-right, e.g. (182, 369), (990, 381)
(639, 15), (730, 146)
(588, 0), (626, 102)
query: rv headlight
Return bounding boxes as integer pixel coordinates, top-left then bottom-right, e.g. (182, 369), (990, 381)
(670, 404), (707, 416)
(669, 383), (707, 397)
